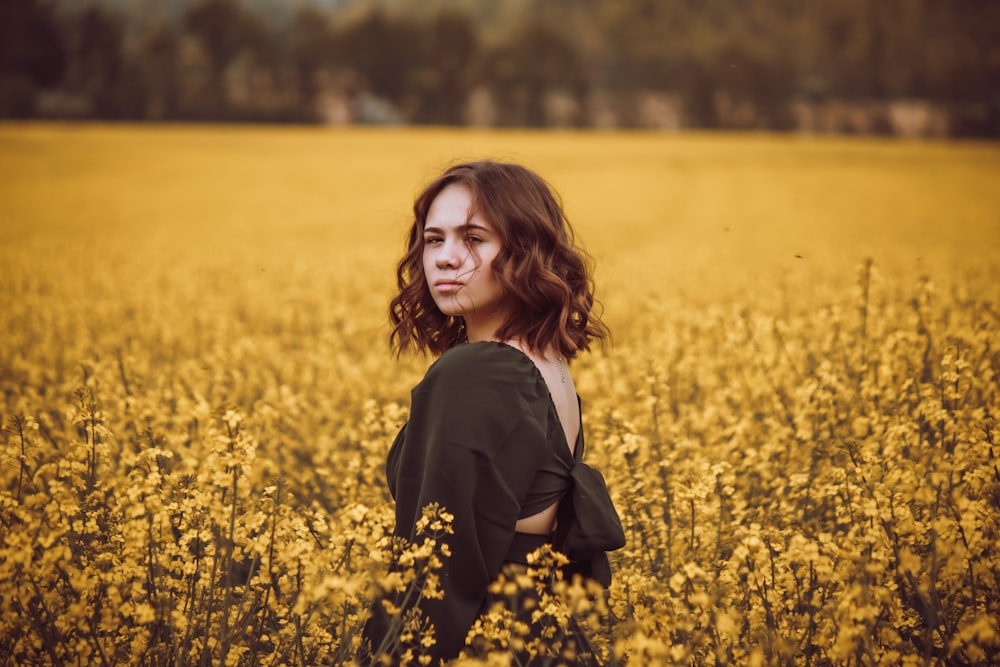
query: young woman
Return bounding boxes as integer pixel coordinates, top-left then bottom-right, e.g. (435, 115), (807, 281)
(365, 160), (623, 663)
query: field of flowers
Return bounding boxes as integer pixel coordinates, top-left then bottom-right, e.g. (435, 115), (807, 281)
(1, 124), (998, 665)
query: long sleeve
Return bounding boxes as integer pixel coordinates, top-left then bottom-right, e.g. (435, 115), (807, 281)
(381, 342), (552, 662)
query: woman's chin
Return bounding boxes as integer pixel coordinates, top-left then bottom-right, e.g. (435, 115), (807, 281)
(433, 299), (469, 319)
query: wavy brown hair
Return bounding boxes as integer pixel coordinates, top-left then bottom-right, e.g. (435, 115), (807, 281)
(389, 160), (609, 359)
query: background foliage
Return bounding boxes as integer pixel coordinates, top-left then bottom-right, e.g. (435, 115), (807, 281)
(1, 0), (999, 135)
(0, 125), (998, 664)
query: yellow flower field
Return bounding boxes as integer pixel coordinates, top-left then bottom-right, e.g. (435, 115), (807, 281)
(1, 124), (998, 665)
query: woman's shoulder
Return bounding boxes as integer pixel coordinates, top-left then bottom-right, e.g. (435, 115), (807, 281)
(411, 342), (551, 455)
(419, 341), (545, 403)
(428, 341), (532, 378)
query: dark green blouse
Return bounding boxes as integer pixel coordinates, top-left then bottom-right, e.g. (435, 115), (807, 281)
(370, 341), (619, 663)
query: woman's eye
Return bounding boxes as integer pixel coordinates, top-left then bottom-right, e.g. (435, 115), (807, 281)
(424, 236), (442, 245)
(466, 236), (483, 244)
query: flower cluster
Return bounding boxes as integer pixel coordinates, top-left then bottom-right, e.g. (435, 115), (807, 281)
(1, 125), (998, 665)
(463, 546), (614, 665)
(595, 261), (1000, 665)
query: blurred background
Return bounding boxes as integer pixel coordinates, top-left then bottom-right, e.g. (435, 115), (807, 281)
(2, 0), (999, 137)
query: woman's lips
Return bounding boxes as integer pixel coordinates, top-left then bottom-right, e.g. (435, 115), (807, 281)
(434, 280), (463, 293)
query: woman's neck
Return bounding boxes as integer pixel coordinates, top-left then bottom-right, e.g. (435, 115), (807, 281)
(464, 313), (507, 345)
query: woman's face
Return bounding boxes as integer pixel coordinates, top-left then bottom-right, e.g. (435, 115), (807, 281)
(422, 184), (506, 342)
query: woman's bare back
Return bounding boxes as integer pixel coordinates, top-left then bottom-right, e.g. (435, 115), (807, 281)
(508, 343), (579, 534)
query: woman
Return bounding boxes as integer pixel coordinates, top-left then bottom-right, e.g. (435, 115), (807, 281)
(365, 161), (624, 664)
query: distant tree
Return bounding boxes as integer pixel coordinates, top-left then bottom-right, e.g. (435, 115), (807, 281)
(332, 10), (422, 118)
(478, 19), (588, 127)
(595, 0), (721, 126)
(920, 0), (1000, 135)
(409, 10), (478, 125)
(64, 5), (147, 119)
(709, 3), (798, 130)
(285, 7), (337, 113)
(0, 0), (66, 117)
(597, 0), (678, 94)
(1, 0), (992, 133)
(183, 0), (268, 115)
(140, 24), (182, 120)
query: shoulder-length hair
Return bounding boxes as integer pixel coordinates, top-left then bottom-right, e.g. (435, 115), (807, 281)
(389, 160), (609, 359)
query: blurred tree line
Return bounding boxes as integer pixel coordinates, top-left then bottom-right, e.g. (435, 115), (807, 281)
(2, 0), (998, 136)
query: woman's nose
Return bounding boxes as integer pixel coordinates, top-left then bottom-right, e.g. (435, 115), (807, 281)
(436, 240), (463, 269)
